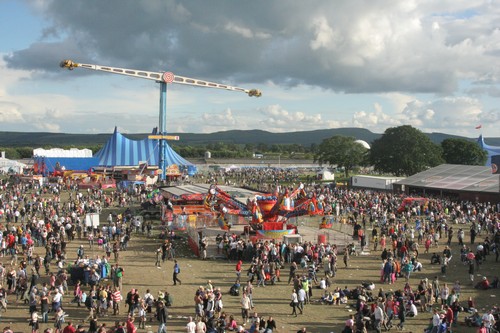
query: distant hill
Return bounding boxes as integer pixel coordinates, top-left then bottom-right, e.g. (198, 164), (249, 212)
(0, 128), (498, 147)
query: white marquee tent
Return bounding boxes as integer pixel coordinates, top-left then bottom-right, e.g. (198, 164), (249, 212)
(32, 148), (93, 158)
(0, 152), (27, 173)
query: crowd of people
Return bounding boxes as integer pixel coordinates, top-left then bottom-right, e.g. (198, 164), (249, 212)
(201, 177), (500, 333)
(0, 177), (177, 333)
(0, 170), (499, 332)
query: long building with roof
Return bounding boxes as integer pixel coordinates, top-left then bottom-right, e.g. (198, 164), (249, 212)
(393, 164), (500, 203)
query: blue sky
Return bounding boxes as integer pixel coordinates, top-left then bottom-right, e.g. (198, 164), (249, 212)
(0, 0), (499, 140)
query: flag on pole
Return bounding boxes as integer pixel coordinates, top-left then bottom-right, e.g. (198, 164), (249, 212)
(492, 155), (500, 174)
(475, 124), (482, 129)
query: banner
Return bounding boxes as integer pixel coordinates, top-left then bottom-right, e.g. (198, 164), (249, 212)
(492, 155), (500, 174)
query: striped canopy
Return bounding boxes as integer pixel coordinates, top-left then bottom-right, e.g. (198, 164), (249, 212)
(95, 127), (194, 168)
(477, 135), (500, 166)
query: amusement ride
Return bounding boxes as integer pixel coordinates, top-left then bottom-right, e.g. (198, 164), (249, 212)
(60, 59), (261, 180)
(204, 183), (327, 238)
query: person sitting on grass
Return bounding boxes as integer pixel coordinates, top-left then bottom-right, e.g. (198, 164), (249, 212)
(430, 253), (441, 265)
(226, 315), (238, 331)
(465, 310), (481, 327)
(474, 276), (490, 290)
(322, 291), (334, 305)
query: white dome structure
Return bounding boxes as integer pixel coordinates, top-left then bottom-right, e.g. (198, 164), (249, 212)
(354, 139), (371, 149)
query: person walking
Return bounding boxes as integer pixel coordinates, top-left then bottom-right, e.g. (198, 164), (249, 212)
(54, 307), (66, 333)
(373, 302), (384, 333)
(343, 248), (349, 268)
(288, 262), (297, 284)
(112, 264), (124, 292)
(195, 318), (206, 333)
(111, 287), (122, 316)
(240, 292), (251, 325)
(156, 301), (168, 333)
(40, 291), (50, 323)
(236, 260), (242, 279)
(290, 289), (299, 317)
(297, 287), (306, 314)
(481, 310), (495, 333)
(30, 310), (40, 333)
(186, 316), (196, 333)
(173, 260), (182, 286)
(113, 241), (120, 262)
(126, 315), (137, 333)
(155, 246), (162, 268)
(62, 322), (76, 333)
(396, 301), (406, 330)
(468, 260), (475, 285)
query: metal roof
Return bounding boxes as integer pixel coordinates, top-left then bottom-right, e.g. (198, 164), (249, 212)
(160, 183), (263, 202)
(396, 164), (499, 193)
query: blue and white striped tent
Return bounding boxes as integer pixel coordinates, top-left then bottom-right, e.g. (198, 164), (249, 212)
(95, 128), (196, 174)
(477, 135), (500, 166)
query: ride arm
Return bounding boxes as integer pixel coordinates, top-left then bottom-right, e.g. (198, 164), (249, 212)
(60, 59), (262, 97)
(282, 193), (325, 218)
(288, 183), (306, 200)
(205, 185), (251, 217)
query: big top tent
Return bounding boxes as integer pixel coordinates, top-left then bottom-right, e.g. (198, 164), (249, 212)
(478, 135), (500, 166)
(94, 127), (197, 175)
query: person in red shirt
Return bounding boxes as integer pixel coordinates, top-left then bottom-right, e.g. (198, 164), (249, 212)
(62, 322), (76, 333)
(236, 260), (243, 279)
(126, 316), (137, 333)
(445, 305), (454, 327)
(400, 244), (408, 260)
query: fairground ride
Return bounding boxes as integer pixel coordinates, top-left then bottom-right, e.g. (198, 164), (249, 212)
(60, 59), (261, 180)
(204, 183), (325, 238)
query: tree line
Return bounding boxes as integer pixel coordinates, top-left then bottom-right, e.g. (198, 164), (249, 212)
(0, 143), (315, 160)
(314, 125), (487, 177)
(0, 125), (487, 178)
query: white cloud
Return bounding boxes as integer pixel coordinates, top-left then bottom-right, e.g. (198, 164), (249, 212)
(1, 1), (500, 138)
(0, 102), (25, 123)
(202, 108), (237, 127)
(33, 121), (60, 132)
(350, 95), (497, 135)
(260, 104), (323, 128)
(382, 93), (416, 113)
(310, 16), (336, 50)
(352, 104), (401, 130)
(224, 22), (271, 39)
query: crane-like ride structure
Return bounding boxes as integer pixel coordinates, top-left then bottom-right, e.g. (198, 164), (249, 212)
(60, 59), (261, 180)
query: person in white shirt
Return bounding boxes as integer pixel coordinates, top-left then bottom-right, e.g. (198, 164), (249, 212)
(297, 288), (306, 314)
(51, 289), (62, 312)
(413, 260), (423, 272)
(318, 278), (327, 290)
(431, 309), (441, 331)
(240, 292), (251, 324)
(195, 318), (206, 333)
(482, 310), (495, 330)
(373, 303), (384, 333)
(290, 290), (299, 317)
(186, 316), (196, 333)
(408, 301), (418, 317)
